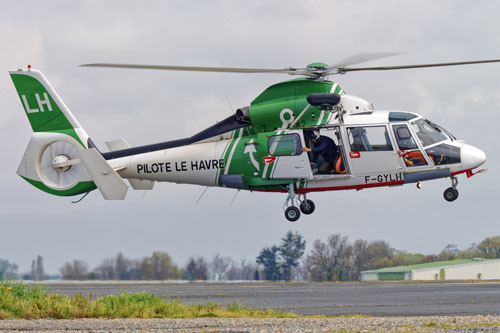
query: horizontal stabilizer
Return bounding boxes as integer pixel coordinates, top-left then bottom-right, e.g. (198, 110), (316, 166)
(105, 139), (131, 151)
(77, 148), (128, 200)
(105, 139), (155, 190)
(128, 179), (155, 190)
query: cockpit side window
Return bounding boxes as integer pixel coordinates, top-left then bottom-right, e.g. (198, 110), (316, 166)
(425, 144), (461, 165)
(392, 124), (418, 150)
(392, 124), (428, 167)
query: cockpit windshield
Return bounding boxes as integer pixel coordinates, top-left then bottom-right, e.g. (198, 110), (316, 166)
(425, 119), (456, 141)
(411, 119), (448, 147)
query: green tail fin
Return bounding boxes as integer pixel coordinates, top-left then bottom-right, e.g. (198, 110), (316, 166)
(9, 67), (87, 147)
(11, 67), (96, 197)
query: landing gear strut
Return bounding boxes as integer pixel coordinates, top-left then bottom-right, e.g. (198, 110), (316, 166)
(443, 176), (459, 202)
(283, 184), (315, 222)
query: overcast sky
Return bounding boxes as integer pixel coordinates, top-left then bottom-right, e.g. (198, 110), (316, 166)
(1, 0), (499, 274)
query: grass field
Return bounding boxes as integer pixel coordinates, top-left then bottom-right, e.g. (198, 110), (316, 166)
(0, 280), (299, 319)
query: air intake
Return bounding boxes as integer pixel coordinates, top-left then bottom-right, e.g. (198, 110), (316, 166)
(306, 93), (341, 109)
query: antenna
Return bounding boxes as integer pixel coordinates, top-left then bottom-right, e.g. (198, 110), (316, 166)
(71, 191), (90, 203)
(224, 94), (234, 114)
(196, 187), (209, 204)
(229, 189), (240, 206)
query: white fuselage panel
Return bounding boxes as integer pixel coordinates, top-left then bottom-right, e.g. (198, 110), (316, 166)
(111, 141), (227, 186)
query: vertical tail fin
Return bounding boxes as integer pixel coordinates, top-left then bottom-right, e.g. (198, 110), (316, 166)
(10, 67), (89, 146)
(10, 67), (96, 196)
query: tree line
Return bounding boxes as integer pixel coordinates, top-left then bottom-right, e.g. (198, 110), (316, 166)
(260, 233), (500, 281)
(57, 252), (256, 281)
(1, 234), (499, 281)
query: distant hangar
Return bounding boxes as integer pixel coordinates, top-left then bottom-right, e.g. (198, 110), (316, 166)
(361, 259), (500, 281)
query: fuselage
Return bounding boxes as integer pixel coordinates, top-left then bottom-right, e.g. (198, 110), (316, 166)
(108, 109), (486, 194)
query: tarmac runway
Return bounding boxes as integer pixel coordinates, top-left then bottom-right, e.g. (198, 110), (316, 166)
(39, 281), (500, 316)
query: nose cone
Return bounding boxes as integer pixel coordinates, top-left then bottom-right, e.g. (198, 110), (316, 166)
(461, 144), (486, 169)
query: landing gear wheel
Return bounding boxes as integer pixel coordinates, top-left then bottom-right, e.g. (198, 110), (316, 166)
(285, 206), (301, 222)
(300, 199), (315, 215)
(443, 187), (459, 202)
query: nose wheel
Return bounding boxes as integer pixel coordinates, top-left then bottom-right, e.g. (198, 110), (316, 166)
(444, 187), (459, 202)
(443, 176), (459, 202)
(283, 184), (315, 222)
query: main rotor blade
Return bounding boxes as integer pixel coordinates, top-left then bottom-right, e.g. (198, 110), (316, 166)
(80, 63), (310, 75)
(339, 58), (500, 73)
(82, 57), (500, 78)
(329, 52), (405, 68)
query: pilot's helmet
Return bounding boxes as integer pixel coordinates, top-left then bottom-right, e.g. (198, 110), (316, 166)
(311, 130), (320, 140)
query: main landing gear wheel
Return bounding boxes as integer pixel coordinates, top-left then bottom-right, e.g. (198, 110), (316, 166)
(285, 206), (301, 222)
(443, 187), (459, 202)
(283, 183), (307, 222)
(300, 199), (315, 215)
(283, 184), (316, 222)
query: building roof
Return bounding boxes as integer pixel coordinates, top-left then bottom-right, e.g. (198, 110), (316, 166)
(362, 259), (500, 274)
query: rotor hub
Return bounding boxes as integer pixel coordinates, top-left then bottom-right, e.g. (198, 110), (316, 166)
(52, 154), (72, 172)
(306, 62), (328, 69)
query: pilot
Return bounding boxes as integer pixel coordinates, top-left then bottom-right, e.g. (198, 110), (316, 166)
(302, 130), (338, 174)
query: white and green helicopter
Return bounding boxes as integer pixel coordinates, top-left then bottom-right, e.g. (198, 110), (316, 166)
(10, 55), (494, 221)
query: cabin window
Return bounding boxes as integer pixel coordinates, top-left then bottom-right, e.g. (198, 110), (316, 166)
(268, 134), (302, 156)
(347, 126), (393, 152)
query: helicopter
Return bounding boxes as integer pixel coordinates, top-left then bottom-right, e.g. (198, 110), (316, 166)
(10, 54), (495, 221)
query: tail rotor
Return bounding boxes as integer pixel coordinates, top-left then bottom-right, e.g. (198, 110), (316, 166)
(40, 140), (83, 189)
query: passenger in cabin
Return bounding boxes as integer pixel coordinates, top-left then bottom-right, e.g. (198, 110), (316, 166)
(302, 130), (338, 174)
